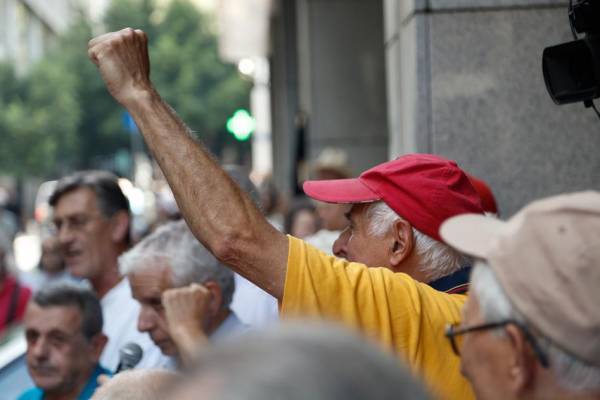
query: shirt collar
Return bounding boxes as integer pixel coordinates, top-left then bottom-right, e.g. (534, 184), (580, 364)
(429, 266), (472, 294)
(210, 311), (248, 342)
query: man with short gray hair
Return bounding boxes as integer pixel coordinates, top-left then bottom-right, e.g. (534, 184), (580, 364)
(19, 284), (110, 400)
(441, 191), (600, 400)
(120, 220), (246, 367)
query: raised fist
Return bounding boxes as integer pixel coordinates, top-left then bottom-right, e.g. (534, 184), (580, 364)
(88, 28), (152, 106)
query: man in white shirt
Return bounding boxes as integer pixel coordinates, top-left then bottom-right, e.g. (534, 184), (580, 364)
(50, 170), (169, 371)
(120, 220), (248, 367)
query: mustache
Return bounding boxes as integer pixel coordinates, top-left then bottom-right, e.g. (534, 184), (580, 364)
(30, 362), (58, 374)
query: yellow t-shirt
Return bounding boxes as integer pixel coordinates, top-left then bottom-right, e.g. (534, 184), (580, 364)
(281, 236), (474, 400)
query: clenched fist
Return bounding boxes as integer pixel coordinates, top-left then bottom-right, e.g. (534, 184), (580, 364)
(162, 283), (211, 340)
(88, 28), (153, 106)
(162, 284), (211, 365)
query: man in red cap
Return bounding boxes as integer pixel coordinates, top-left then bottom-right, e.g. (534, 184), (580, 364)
(88, 28), (483, 399)
(305, 153), (483, 294)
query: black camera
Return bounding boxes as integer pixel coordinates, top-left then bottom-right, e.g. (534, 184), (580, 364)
(542, 0), (600, 105)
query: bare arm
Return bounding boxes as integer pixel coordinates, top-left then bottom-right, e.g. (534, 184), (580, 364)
(88, 28), (288, 298)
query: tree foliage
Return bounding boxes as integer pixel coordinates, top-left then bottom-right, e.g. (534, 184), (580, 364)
(0, 0), (250, 178)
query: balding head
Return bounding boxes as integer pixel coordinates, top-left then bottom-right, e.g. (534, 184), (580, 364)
(91, 369), (178, 400)
(170, 323), (431, 400)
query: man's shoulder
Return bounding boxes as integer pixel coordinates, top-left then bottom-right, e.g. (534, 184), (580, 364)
(78, 364), (112, 398)
(286, 235), (465, 309)
(287, 235), (339, 267)
(287, 235), (405, 281)
(211, 311), (250, 342)
(101, 278), (136, 309)
(17, 387), (43, 400)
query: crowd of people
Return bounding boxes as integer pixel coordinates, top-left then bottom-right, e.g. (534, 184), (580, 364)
(0, 27), (597, 400)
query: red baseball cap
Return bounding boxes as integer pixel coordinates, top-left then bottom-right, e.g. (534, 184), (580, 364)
(303, 153), (484, 241)
(466, 174), (499, 215)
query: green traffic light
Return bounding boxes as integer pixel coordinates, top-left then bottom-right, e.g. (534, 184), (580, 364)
(226, 109), (255, 141)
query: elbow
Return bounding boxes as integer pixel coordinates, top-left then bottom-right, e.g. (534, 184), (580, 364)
(210, 232), (246, 266)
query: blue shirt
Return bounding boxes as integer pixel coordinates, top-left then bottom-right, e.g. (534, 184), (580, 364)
(17, 364), (111, 400)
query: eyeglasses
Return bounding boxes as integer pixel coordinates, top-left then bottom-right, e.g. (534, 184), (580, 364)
(51, 213), (104, 234)
(445, 320), (549, 368)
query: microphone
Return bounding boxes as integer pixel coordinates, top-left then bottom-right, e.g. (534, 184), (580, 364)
(115, 342), (143, 373)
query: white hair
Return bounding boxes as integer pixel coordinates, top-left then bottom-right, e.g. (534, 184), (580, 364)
(471, 262), (600, 392)
(119, 220), (235, 309)
(91, 369), (177, 400)
(182, 323), (431, 400)
(366, 201), (469, 281)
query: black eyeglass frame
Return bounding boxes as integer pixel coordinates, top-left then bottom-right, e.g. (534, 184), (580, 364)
(445, 320), (549, 368)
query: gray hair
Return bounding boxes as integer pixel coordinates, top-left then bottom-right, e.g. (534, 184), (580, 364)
(471, 262), (600, 392)
(50, 170), (130, 218)
(49, 170), (131, 244)
(174, 323), (431, 400)
(366, 201), (469, 281)
(33, 283), (103, 341)
(91, 369), (178, 400)
(119, 220), (235, 309)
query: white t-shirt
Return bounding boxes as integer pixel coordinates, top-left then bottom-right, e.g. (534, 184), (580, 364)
(100, 278), (173, 372)
(231, 274), (279, 328)
(304, 229), (341, 254)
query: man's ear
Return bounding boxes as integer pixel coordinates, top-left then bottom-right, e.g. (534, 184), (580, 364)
(504, 324), (537, 394)
(110, 211), (130, 244)
(389, 219), (415, 269)
(202, 281), (223, 317)
(90, 333), (108, 363)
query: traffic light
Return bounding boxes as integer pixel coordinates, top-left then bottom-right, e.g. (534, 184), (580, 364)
(226, 109), (255, 141)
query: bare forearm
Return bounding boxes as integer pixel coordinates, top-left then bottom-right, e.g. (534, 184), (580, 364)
(126, 89), (247, 241)
(170, 326), (207, 367)
(88, 28), (287, 298)
(124, 90), (287, 297)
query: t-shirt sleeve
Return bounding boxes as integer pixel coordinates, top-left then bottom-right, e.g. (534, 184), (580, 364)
(280, 236), (472, 400)
(281, 235), (426, 351)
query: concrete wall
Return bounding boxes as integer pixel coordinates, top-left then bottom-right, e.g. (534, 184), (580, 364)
(385, 0), (600, 216)
(270, 0), (389, 196)
(296, 0), (389, 176)
(270, 0), (300, 195)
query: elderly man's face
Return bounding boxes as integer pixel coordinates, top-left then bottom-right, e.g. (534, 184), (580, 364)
(24, 304), (100, 395)
(129, 261), (178, 356)
(459, 293), (515, 400)
(332, 204), (390, 268)
(53, 188), (116, 280)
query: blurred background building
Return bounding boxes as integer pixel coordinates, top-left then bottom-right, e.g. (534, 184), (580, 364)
(0, 0), (111, 74)
(217, 0), (600, 215)
(0, 0), (599, 230)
